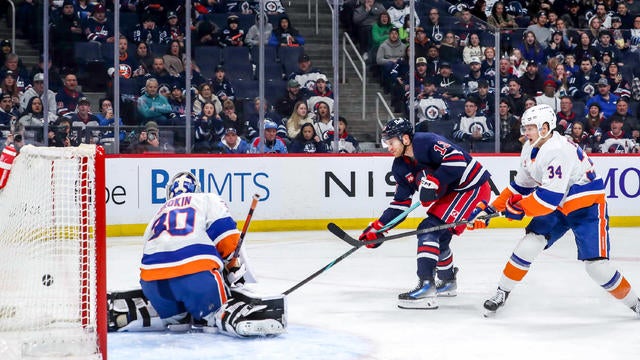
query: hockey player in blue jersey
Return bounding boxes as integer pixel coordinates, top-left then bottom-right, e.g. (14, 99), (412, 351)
(360, 118), (492, 309)
(467, 104), (640, 317)
(108, 171), (286, 336)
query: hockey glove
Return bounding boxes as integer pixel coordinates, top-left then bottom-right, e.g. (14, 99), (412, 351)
(359, 219), (386, 249)
(417, 171), (440, 207)
(224, 258), (247, 288)
(466, 201), (497, 230)
(505, 194), (524, 220)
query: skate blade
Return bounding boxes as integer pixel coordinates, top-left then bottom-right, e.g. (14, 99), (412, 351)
(236, 319), (285, 337)
(397, 298), (438, 310)
(483, 309), (497, 318)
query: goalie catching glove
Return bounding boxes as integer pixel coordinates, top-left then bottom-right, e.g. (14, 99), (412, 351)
(223, 257), (246, 288)
(359, 219), (386, 248)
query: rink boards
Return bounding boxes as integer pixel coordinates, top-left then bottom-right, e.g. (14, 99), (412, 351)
(104, 154), (640, 236)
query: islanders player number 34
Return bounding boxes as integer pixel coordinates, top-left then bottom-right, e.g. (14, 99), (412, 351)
(467, 104), (640, 318)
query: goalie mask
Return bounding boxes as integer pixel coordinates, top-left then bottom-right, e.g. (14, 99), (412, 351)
(520, 104), (556, 145)
(166, 171), (201, 200)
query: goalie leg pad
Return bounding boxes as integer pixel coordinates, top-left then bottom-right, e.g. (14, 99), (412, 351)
(210, 290), (287, 338)
(108, 289), (165, 332)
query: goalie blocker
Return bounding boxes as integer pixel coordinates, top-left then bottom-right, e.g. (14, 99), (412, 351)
(108, 288), (286, 337)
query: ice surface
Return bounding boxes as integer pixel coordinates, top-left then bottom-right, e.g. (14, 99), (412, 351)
(108, 228), (640, 360)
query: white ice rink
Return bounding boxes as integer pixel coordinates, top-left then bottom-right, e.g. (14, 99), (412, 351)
(108, 227), (640, 360)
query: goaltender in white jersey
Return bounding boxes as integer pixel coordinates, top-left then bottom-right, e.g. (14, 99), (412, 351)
(467, 104), (640, 317)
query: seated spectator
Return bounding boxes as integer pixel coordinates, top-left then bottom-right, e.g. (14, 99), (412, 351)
(288, 54), (327, 93)
(432, 62), (463, 101)
(453, 8), (485, 47)
(600, 117), (639, 153)
(602, 98), (638, 136)
(605, 63), (631, 99)
(217, 127), (251, 154)
(145, 56), (179, 92)
(134, 41), (154, 75)
(137, 78), (175, 125)
(250, 120), (288, 153)
(524, 96), (537, 111)
(422, 8), (444, 46)
(547, 62), (570, 97)
(286, 100), (313, 139)
(415, 79), (449, 127)
(245, 98), (285, 141)
(376, 27), (405, 91)
(556, 96), (578, 134)
(519, 61), (545, 97)
(0, 94), (17, 129)
(276, 79), (305, 117)
(535, 80), (561, 112)
(326, 117), (360, 153)
(438, 32), (461, 64)
(307, 74), (334, 113)
(245, 13), (272, 48)
(68, 97), (101, 144)
(130, 15), (160, 45)
(211, 65), (236, 103)
(95, 98), (125, 142)
(583, 103), (606, 144)
(488, 1), (516, 55)
(1, 53), (30, 93)
(526, 11), (552, 48)
(220, 99), (244, 136)
(568, 57), (600, 101)
(565, 121), (594, 153)
(51, 0), (84, 70)
(508, 48), (527, 78)
(312, 101), (334, 139)
(221, 15), (245, 47)
(162, 40), (186, 77)
(585, 78), (619, 118)
(462, 57), (490, 96)
(573, 33), (599, 65)
(18, 96), (57, 130)
(193, 101), (224, 154)
(506, 78), (526, 117)
(519, 31), (546, 66)
(545, 31), (573, 61)
(371, 12), (392, 50)
(48, 116), (79, 147)
(193, 82), (223, 116)
(127, 121), (163, 154)
(467, 79), (494, 118)
(75, 0), (95, 22)
(387, 0), (419, 29)
(452, 99), (494, 144)
(83, 4), (115, 43)
(159, 11), (186, 45)
(462, 33), (485, 65)
(289, 122), (328, 153)
(55, 73), (84, 116)
(167, 85), (187, 120)
(352, 0), (385, 55)
(1, 71), (22, 111)
(269, 15), (304, 47)
(194, 16), (221, 46)
(498, 98), (523, 153)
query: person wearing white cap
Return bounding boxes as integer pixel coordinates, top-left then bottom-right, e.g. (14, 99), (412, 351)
(19, 73), (56, 114)
(249, 120), (288, 153)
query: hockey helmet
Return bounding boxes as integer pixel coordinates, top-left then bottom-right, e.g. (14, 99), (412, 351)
(381, 117), (414, 142)
(166, 171), (201, 200)
(520, 104), (556, 141)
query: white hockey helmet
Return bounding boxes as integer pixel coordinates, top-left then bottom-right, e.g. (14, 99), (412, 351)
(520, 104), (556, 140)
(166, 171), (201, 199)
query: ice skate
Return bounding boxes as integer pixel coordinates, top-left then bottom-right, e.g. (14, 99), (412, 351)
(631, 298), (640, 318)
(436, 267), (458, 297)
(398, 280), (438, 309)
(483, 288), (509, 317)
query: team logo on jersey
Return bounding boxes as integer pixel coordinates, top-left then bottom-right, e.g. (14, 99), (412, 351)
(406, 173), (415, 184)
(119, 64), (132, 79)
(424, 105), (440, 121)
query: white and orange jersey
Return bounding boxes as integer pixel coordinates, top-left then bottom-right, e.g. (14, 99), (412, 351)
(494, 131), (606, 217)
(140, 193), (240, 282)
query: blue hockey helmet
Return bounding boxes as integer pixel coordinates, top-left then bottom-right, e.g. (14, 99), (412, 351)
(381, 117), (414, 142)
(166, 171), (201, 200)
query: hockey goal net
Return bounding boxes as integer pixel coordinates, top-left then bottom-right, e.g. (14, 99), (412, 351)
(0, 144), (106, 360)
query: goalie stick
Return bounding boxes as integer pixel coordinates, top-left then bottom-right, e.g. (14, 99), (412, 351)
(232, 194), (260, 259)
(282, 203), (419, 295)
(327, 212), (503, 248)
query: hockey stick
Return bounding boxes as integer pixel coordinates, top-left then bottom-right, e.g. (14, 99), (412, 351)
(328, 212), (503, 248)
(282, 203), (420, 296)
(232, 194), (260, 259)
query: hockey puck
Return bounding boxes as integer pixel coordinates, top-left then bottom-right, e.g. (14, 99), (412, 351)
(42, 274), (54, 287)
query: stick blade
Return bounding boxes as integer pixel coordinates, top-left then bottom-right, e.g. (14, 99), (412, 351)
(327, 223), (361, 247)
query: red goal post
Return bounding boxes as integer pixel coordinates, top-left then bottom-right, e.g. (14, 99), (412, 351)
(0, 144), (106, 360)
